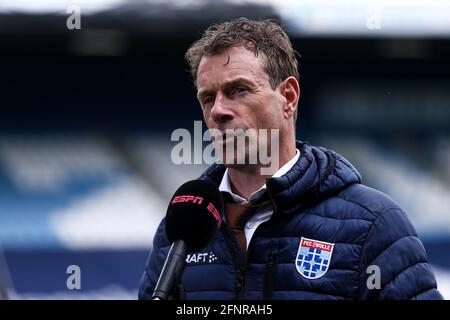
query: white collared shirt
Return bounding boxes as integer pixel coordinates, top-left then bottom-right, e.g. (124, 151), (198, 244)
(218, 149), (300, 248)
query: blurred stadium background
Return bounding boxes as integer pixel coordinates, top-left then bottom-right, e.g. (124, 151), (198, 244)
(0, 0), (449, 299)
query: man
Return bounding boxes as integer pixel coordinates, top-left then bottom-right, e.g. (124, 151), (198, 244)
(139, 18), (443, 300)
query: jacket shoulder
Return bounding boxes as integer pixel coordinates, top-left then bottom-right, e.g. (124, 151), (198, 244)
(336, 183), (402, 220)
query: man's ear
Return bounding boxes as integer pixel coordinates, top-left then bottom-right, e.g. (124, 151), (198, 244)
(279, 76), (300, 120)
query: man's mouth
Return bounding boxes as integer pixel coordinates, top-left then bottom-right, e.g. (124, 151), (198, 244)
(219, 130), (243, 144)
(210, 127), (252, 145)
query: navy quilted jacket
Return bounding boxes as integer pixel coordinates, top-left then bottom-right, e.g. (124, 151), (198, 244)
(139, 141), (443, 300)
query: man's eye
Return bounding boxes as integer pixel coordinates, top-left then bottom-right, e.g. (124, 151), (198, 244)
(231, 86), (247, 95)
(203, 96), (215, 105)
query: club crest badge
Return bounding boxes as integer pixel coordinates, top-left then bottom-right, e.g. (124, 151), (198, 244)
(295, 237), (334, 279)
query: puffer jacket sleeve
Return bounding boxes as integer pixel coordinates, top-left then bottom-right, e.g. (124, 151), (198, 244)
(358, 206), (443, 300)
(138, 218), (170, 300)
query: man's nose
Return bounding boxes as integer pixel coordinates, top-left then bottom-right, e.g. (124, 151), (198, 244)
(210, 92), (234, 124)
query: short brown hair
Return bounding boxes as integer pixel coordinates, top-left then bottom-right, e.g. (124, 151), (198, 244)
(185, 17), (300, 122)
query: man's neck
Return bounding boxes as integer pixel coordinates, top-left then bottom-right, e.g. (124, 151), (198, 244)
(227, 142), (296, 200)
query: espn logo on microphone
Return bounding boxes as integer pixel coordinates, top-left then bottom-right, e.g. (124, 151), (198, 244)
(172, 194), (221, 227)
(207, 202), (221, 227)
(172, 195), (203, 204)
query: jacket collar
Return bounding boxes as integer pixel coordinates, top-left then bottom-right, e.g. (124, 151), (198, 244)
(199, 141), (362, 214)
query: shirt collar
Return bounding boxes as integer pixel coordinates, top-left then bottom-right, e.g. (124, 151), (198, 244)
(218, 148), (300, 204)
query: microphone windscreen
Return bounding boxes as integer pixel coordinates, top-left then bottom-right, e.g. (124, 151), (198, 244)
(165, 179), (223, 252)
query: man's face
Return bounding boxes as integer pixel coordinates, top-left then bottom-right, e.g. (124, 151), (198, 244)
(196, 46), (288, 168)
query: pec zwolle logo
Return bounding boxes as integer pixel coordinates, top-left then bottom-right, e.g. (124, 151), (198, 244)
(296, 237), (334, 279)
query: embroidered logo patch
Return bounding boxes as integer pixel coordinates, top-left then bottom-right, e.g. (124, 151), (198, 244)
(295, 237), (334, 279)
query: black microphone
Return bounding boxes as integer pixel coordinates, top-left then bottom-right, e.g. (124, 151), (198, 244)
(152, 179), (223, 300)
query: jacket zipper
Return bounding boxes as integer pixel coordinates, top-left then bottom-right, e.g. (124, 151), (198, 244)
(263, 250), (277, 299)
(221, 224), (245, 299)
